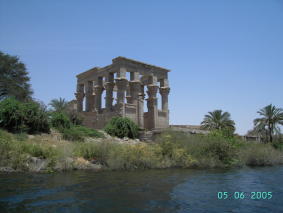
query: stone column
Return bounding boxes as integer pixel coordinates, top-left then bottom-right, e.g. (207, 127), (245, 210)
(126, 86), (132, 103)
(85, 81), (94, 112)
(129, 72), (140, 106)
(138, 84), (145, 128)
(94, 85), (103, 112)
(146, 84), (159, 130)
(75, 84), (84, 112)
(115, 78), (128, 105)
(104, 82), (114, 111)
(129, 81), (141, 105)
(159, 87), (170, 112)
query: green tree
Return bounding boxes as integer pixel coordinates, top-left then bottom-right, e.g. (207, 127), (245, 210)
(254, 104), (283, 143)
(104, 117), (139, 139)
(201, 110), (235, 133)
(0, 51), (33, 101)
(49, 98), (68, 113)
(0, 97), (50, 133)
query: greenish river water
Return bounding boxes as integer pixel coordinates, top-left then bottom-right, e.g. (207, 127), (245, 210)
(0, 166), (283, 213)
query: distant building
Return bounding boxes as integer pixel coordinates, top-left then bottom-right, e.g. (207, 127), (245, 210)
(73, 57), (170, 130)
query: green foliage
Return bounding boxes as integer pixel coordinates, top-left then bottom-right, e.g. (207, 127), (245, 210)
(49, 98), (68, 113)
(238, 143), (283, 166)
(104, 117), (139, 139)
(50, 112), (71, 130)
(156, 130), (239, 167)
(67, 109), (83, 125)
(49, 98), (83, 125)
(272, 136), (283, 150)
(0, 51), (33, 101)
(254, 104), (283, 143)
(21, 143), (57, 159)
(74, 141), (114, 164)
(201, 110), (235, 133)
(14, 132), (28, 141)
(0, 129), (57, 170)
(62, 125), (104, 141)
(1, 128), (283, 172)
(21, 101), (50, 134)
(0, 97), (50, 133)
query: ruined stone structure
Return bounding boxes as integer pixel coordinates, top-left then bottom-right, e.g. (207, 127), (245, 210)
(74, 57), (170, 130)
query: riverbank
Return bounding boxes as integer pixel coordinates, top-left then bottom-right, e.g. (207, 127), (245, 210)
(0, 129), (283, 173)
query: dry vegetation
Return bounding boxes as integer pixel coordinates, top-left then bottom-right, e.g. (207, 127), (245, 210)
(1, 129), (283, 173)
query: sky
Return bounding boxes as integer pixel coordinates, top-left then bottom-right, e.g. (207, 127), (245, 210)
(0, 0), (282, 134)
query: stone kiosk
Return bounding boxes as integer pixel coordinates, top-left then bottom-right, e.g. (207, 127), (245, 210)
(75, 57), (170, 130)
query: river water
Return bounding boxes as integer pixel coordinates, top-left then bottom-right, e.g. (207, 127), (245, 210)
(0, 166), (283, 213)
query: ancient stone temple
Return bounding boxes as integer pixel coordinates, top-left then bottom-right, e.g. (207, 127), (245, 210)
(74, 57), (170, 130)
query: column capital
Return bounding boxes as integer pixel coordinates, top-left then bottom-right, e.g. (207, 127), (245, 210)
(129, 80), (141, 91)
(94, 85), (103, 94)
(115, 78), (128, 89)
(138, 93), (145, 99)
(75, 92), (84, 100)
(104, 82), (115, 90)
(147, 85), (159, 98)
(159, 87), (170, 96)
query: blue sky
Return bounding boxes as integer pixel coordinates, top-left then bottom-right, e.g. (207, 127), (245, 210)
(1, 0), (282, 134)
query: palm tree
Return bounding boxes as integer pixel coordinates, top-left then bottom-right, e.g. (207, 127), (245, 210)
(201, 110), (235, 132)
(254, 104), (283, 143)
(49, 98), (68, 113)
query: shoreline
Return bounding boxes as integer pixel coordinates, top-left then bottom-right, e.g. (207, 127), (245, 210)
(1, 129), (283, 174)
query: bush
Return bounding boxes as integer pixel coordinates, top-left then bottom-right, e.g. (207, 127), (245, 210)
(22, 101), (50, 134)
(0, 129), (58, 170)
(238, 143), (283, 166)
(272, 136), (283, 150)
(0, 97), (50, 133)
(50, 112), (71, 130)
(67, 109), (83, 125)
(63, 125), (104, 141)
(0, 97), (25, 132)
(104, 117), (139, 139)
(156, 130), (238, 167)
(74, 141), (114, 164)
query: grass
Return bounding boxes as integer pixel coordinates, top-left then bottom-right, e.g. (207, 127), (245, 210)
(0, 129), (59, 171)
(0, 128), (283, 172)
(62, 125), (105, 141)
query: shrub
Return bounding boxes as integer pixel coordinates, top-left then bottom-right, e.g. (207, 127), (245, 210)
(106, 143), (162, 170)
(238, 143), (283, 166)
(0, 129), (58, 170)
(0, 97), (26, 132)
(104, 117), (139, 139)
(0, 97), (50, 133)
(22, 101), (50, 134)
(73, 141), (114, 165)
(63, 128), (84, 141)
(67, 109), (83, 125)
(272, 136), (283, 150)
(51, 112), (71, 130)
(63, 125), (104, 141)
(156, 130), (238, 167)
